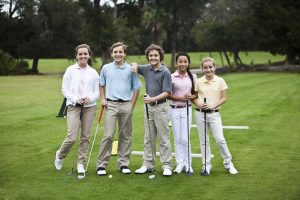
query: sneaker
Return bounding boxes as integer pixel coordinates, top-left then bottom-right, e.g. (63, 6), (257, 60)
(200, 165), (212, 176)
(173, 164), (184, 174)
(163, 168), (172, 176)
(97, 167), (106, 176)
(120, 166), (131, 174)
(77, 163), (86, 174)
(135, 166), (152, 174)
(54, 151), (63, 170)
(227, 165), (238, 175)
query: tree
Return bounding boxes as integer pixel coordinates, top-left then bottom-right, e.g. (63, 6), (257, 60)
(250, 0), (300, 64)
(192, 0), (255, 67)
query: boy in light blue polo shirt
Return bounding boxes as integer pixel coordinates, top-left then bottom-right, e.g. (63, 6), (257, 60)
(96, 42), (141, 176)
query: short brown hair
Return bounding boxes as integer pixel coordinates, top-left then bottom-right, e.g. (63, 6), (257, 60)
(110, 42), (127, 54)
(145, 44), (164, 61)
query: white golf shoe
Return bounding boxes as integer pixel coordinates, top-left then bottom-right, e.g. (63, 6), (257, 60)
(163, 168), (172, 176)
(227, 165), (238, 175)
(97, 167), (106, 176)
(224, 163), (238, 175)
(54, 151), (63, 170)
(77, 163), (86, 174)
(120, 166), (131, 174)
(173, 164), (184, 174)
(135, 166), (152, 174)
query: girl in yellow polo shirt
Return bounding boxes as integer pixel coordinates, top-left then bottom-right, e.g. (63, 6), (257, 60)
(193, 57), (238, 175)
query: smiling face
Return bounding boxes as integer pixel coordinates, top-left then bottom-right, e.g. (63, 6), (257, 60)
(111, 45), (126, 65)
(76, 47), (90, 68)
(202, 60), (216, 79)
(148, 50), (161, 68)
(176, 55), (189, 74)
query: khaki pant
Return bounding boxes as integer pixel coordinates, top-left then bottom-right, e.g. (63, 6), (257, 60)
(142, 102), (172, 170)
(57, 105), (96, 164)
(97, 101), (133, 169)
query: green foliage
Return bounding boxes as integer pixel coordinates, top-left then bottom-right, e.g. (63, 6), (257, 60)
(250, 0), (300, 63)
(0, 73), (300, 199)
(0, 50), (29, 75)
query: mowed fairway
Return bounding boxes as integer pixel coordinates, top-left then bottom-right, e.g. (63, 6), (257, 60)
(0, 72), (299, 200)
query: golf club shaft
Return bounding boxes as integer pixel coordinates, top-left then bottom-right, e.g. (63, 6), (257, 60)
(187, 100), (190, 173)
(204, 98), (207, 173)
(85, 105), (105, 172)
(145, 95), (155, 168)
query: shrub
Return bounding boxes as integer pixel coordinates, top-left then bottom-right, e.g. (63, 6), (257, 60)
(0, 50), (29, 75)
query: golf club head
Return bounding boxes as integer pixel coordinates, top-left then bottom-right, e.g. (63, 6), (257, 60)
(68, 169), (74, 175)
(200, 170), (209, 176)
(186, 171), (193, 176)
(77, 173), (86, 179)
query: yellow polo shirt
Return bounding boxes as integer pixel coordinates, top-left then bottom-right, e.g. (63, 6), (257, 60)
(195, 75), (228, 109)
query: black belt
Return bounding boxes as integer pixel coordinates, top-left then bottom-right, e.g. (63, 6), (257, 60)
(170, 104), (191, 109)
(107, 98), (130, 103)
(196, 108), (218, 113)
(149, 99), (167, 106)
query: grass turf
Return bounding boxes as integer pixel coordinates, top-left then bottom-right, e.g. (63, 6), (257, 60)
(0, 72), (299, 200)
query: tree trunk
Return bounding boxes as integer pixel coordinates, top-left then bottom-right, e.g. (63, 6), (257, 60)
(223, 51), (232, 68)
(101, 51), (111, 69)
(219, 51), (224, 67)
(30, 57), (39, 74)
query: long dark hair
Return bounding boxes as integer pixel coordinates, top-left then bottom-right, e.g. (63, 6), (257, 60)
(175, 52), (195, 95)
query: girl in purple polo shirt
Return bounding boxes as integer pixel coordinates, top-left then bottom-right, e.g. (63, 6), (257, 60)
(169, 52), (197, 174)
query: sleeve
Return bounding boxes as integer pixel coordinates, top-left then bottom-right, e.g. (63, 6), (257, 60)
(99, 66), (106, 86)
(62, 67), (77, 105)
(162, 70), (172, 93)
(89, 70), (100, 103)
(220, 78), (228, 91)
(132, 72), (141, 91)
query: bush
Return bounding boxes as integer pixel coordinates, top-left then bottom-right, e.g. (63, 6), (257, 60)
(0, 50), (29, 75)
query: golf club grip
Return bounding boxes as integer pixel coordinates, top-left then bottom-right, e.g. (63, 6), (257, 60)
(98, 106), (105, 124)
(204, 97), (207, 103)
(80, 104), (84, 120)
(144, 94), (150, 119)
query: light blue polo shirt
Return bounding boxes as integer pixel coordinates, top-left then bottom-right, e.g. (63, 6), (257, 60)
(99, 61), (141, 100)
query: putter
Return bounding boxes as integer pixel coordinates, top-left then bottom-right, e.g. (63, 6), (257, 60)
(186, 101), (192, 176)
(201, 98), (209, 176)
(78, 105), (105, 179)
(145, 95), (156, 179)
(69, 104), (84, 176)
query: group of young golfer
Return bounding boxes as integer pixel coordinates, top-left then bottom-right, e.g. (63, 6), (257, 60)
(54, 42), (238, 178)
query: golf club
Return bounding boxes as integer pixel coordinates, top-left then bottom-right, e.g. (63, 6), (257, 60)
(69, 104), (84, 176)
(145, 94), (156, 179)
(78, 105), (105, 179)
(201, 98), (209, 176)
(186, 101), (192, 176)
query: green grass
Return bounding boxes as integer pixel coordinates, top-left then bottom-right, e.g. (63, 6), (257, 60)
(1, 72), (300, 200)
(27, 51), (285, 74)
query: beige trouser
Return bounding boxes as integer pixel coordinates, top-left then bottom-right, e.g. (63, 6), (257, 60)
(142, 102), (172, 170)
(57, 105), (96, 164)
(97, 101), (133, 169)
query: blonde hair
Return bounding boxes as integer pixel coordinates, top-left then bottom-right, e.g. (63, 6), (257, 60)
(200, 57), (216, 68)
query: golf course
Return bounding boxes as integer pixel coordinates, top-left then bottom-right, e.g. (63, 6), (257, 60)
(0, 59), (299, 199)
